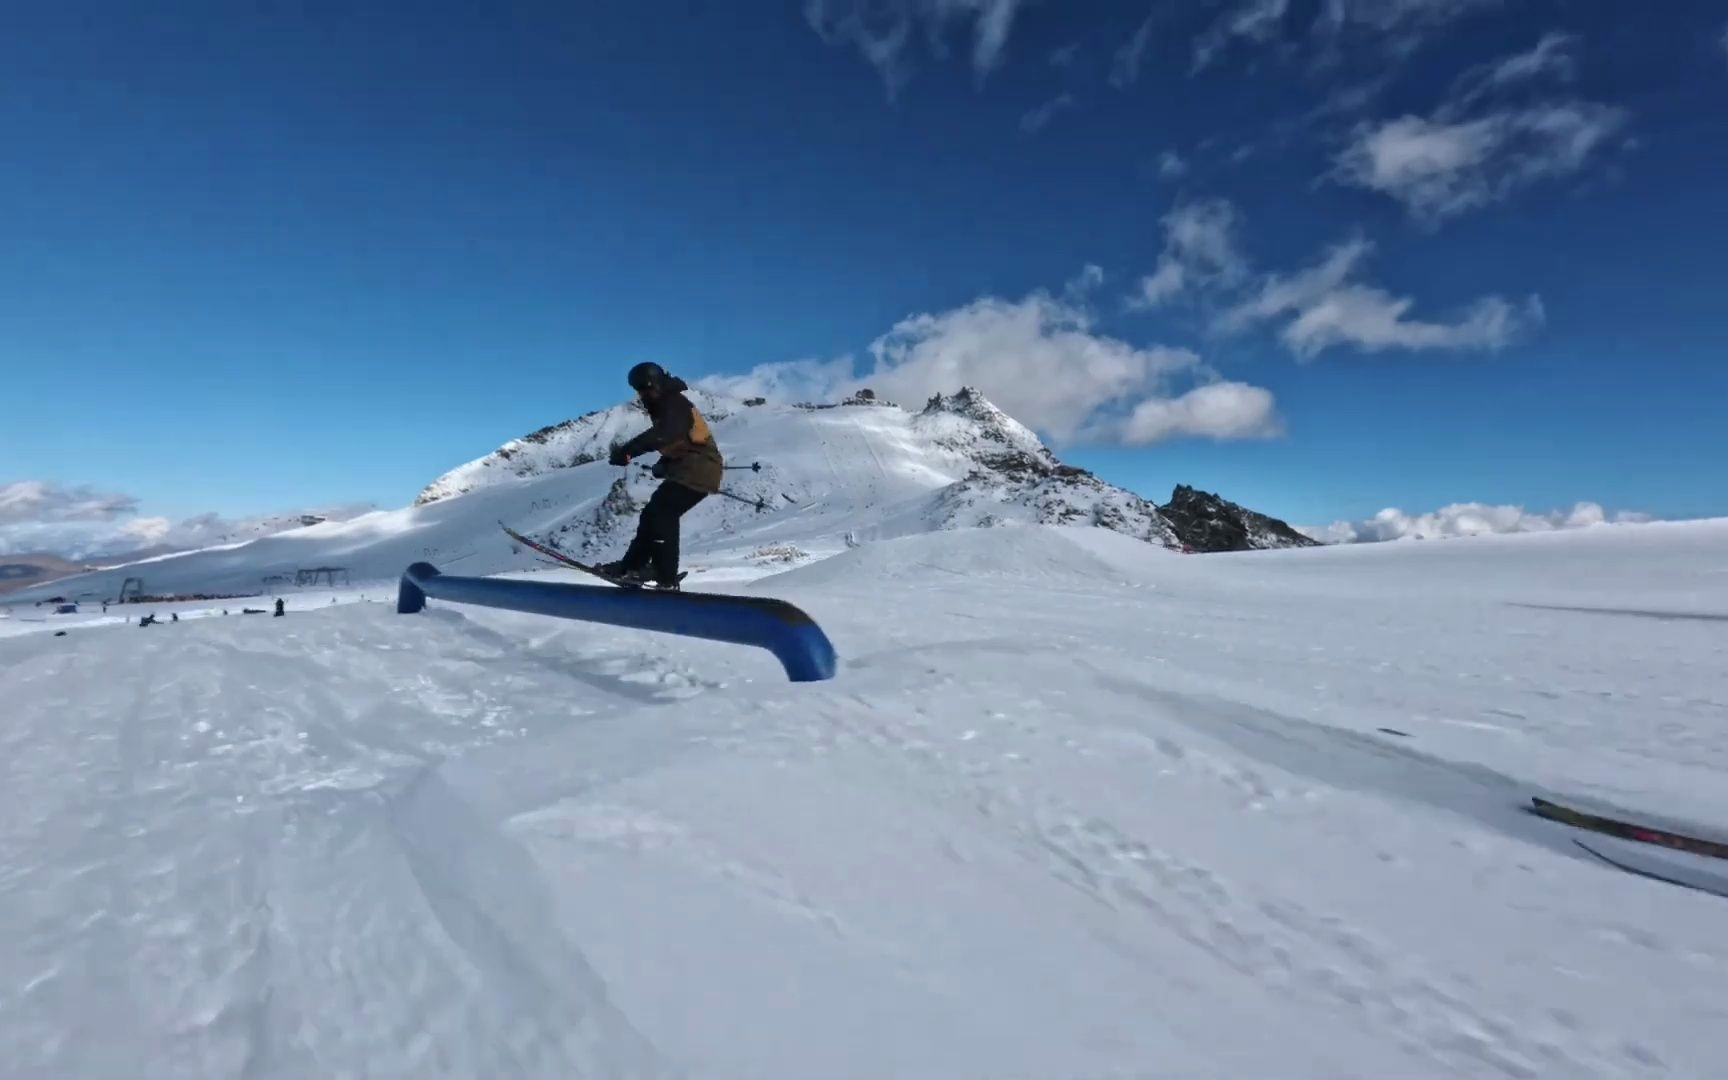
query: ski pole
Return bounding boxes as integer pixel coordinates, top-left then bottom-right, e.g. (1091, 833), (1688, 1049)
(715, 488), (769, 512)
(632, 465), (777, 511)
(638, 461), (762, 473)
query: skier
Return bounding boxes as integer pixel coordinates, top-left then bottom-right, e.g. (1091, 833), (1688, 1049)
(598, 362), (723, 587)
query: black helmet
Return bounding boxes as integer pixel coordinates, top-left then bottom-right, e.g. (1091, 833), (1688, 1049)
(627, 361), (667, 394)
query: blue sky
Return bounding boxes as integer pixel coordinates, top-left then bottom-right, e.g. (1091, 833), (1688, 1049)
(3, 0), (1725, 552)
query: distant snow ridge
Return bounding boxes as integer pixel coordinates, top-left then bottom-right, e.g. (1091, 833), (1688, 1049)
(417, 386), (1294, 558)
(415, 394), (738, 506)
(10, 385), (1316, 605)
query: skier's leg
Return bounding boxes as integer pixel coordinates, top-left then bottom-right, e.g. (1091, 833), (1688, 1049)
(646, 483), (707, 582)
(603, 498), (660, 574)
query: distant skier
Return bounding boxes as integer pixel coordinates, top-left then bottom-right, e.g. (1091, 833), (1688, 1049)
(598, 362), (723, 587)
(274, 598), (285, 617)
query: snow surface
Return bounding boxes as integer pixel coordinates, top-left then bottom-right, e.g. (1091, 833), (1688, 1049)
(4, 518), (1728, 1078)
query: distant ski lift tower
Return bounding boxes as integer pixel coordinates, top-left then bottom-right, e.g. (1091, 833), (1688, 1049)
(294, 567), (351, 588)
(118, 577), (144, 603)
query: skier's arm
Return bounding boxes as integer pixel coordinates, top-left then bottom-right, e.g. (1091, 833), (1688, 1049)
(619, 397), (694, 459)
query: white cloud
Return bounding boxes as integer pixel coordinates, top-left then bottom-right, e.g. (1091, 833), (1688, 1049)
(1337, 102), (1627, 224)
(1333, 34), (1626, 225)
(1216, 233), (1541, 357)
(865, 293), (1208, 441)
(1157, 150), (1189, 180)
(1117, 381), (1282, 443)
(695, 356), (860, 404)
(1111, 10), (1157, 87)
(0, 480), (140, 525)
(1020, 93), (1076, 133)
(0, 480), (375, 561)
(1234, 237), (1534, 353)
(1049, 42), (1080, 67)
(1133, 197), (1249, 307)
(805, 0), (1036, 97)
(700, 278), (1281, 445)
(1301, 501), (1657, 543)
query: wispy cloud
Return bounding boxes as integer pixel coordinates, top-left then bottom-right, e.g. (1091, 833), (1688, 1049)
(1111, 10), (1158, 87)
(1020, 93), (1077, 133)
(1192, 0), (1289, 73)
(1336, 101), (1628, 225)
(700, 275), (1281, 446)
(1156, 149), (1189, 180)
(1301, 500), (1655, 543)
(1133, 197), (1250, 307)
(1133, 196), (1539, 358)
(1458, 30), (1577, 100)
(1313, 0), (1502, 59)
(0, 480), (375, 561)
(696, 357), (861, 405)
(1190, 0), (1499, 74)
(1330, 33), (1627, 225)
(1049, 41), (1080, 67)
(805, 0), (1037, 98)
(1217, 234), (1541, 357)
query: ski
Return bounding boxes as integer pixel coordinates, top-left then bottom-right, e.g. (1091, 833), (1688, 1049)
(1571, 838), (1728, 900)
(1529, 796), (1728, 863)
(499, 522), (686, 590)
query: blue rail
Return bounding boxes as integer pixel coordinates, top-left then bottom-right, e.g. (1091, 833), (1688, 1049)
(396, 562), (837, 682)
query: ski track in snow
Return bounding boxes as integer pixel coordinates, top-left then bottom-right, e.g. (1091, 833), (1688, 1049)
(4, 523), (1728, 1077)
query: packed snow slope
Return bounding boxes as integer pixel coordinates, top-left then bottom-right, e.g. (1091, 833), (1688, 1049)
(4, 388), (1191, 607)
(4, 519), (1728, 1079)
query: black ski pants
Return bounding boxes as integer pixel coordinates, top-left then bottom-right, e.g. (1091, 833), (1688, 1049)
(620, 480), (708, 580)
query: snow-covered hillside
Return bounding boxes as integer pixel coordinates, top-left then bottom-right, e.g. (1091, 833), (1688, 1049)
(6, 387), (1244, 606)
(4, 519), (1727, 1078)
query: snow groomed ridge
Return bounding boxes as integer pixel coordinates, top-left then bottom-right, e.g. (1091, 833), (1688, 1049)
(395, 561), (839, 681)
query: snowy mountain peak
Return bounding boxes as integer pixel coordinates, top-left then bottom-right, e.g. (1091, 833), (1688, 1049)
(6, 388), (1319, 606)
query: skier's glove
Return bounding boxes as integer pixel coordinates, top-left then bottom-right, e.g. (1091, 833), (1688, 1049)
(608, 446), (631, 467)
(650, 459), (668, 479)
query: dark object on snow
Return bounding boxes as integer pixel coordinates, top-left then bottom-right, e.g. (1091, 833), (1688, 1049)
(1158, 485), (1321, 554)
(53, 630), (67, 637)
(274, 598), (285, 617)
(1378, 727), (1411, 737)
(242, 608), (266, 615)
(1529, 796), (1728, 863)
(602, 364), (725, 585)
(138, 614), (158, 627)
(171, 613), (178, 622)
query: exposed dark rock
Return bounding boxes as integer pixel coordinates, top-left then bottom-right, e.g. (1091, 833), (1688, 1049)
(1159, 484), (1320, 553)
